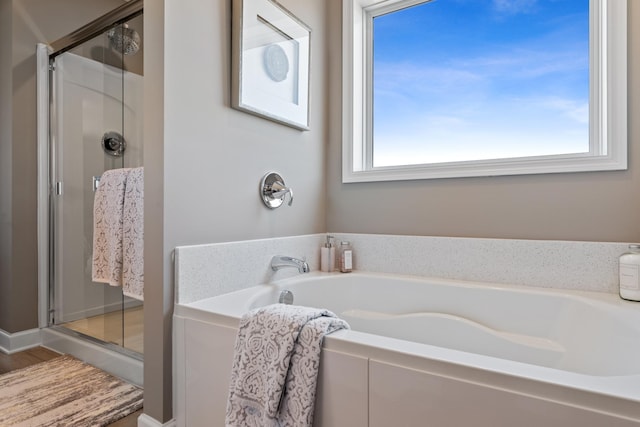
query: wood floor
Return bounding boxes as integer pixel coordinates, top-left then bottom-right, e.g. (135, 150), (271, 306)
(0, 347), (142, 426)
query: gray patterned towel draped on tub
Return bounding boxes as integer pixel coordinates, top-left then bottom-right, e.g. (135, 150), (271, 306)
(226, 304), (350, 427)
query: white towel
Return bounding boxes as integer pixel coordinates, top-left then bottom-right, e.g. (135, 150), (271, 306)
(225, 304), (349, 427)
(91, 168), (131, 286)
(122, 167), (144, 301)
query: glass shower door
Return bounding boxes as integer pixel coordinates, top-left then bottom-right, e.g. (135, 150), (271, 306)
(50, 16), (143, 354)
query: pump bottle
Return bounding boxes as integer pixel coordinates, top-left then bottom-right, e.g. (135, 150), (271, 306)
(320, 235), (335, 272)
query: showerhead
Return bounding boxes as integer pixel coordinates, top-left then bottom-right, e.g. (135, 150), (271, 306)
(107, 24), (141, 55)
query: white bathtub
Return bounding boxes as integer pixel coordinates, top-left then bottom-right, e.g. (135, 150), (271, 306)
(174, 272), (640, 426)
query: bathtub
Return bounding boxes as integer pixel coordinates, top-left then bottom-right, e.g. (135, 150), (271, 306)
(173, 272), (640, 427)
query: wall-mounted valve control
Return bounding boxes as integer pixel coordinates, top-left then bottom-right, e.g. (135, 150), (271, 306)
(260, 172), (293, 209)
(101, 131), (126, 157)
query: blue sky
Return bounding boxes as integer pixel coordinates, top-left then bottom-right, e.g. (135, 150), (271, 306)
(373, 0), (589, 167)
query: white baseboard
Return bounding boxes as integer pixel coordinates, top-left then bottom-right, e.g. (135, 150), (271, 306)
(0, 328), (42, 354)
(137, 414), (176, 427)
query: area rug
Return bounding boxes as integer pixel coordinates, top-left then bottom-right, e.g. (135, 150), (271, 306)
(0, 354), (143, 426)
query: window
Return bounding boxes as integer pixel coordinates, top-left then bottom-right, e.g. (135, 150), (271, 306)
(342, 0), (627, 182)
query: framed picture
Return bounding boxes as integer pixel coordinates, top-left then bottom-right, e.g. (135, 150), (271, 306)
(231, 0), (311, 131)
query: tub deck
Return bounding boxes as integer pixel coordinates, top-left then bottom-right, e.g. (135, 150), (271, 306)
(174, 272), (640, 426)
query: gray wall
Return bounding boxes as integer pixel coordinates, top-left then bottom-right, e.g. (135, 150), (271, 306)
(147, 0), (640, 422)
(143, 0), (167, 421)
(326, 0), (640, 243)
(4, 0), (639, 423)
(145, 0), (328, 421)
(0, 0), (14, 333)
(0, 0), (122, 334)
(163, 1), (327, 245)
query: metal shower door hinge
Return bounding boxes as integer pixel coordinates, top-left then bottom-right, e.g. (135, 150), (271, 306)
(55, 182), (63, 195)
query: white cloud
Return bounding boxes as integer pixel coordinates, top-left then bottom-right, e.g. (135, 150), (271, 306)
(375, 62), (483, 91)
(535, 96), (589, 124)
(493, 0), (538, 15)
(374, 40), (587, 101)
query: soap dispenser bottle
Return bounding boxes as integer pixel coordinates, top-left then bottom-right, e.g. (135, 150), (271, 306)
(320, 235), (335, 272)
(619, 244), (640, 301)
(338, 241), (353, 273)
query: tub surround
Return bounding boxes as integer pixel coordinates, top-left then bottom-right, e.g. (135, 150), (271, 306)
(175, 234), (323, 304)
(175, 234), (630, 304)
(174, 234), (636, 425)
(174, 266), (640, 426)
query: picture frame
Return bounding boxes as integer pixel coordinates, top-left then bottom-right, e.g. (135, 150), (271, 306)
(231, 0), (311, 131)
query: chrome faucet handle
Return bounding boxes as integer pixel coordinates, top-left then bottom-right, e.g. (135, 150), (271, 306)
(271, 183), (293, 206)
(287, 187), (293, 206)
(260, 172), (293, 209)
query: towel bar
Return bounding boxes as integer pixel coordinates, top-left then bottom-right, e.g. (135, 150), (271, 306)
(92, 175), (101, 192)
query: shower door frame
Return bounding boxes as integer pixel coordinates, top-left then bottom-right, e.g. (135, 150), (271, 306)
(36, 0), (144, 386)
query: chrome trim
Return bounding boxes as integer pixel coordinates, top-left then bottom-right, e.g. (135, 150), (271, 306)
(49, 0), (143, 59)
(36, 44), (51, 328)
(271, 255), (310, 274)
(260, 171), (294, 209)
(279, 290), (294, 305)
(48, 325), (144, 361)
(48, 50), (57, 329)
(42, 327), (143, 387)
(92, 175), (102, 192)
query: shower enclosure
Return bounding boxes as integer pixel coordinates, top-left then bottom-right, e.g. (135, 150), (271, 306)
(37, 1), (144, 383)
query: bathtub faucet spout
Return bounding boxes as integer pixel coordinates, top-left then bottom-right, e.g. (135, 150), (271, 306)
(271, 255), (310, 274)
